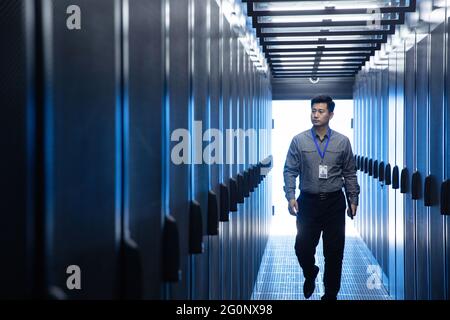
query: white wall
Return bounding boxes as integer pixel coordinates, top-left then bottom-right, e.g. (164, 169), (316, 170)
(271, 99), (354, 235)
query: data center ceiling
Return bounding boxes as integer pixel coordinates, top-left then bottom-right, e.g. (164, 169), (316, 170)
(243, 0), (416, 81)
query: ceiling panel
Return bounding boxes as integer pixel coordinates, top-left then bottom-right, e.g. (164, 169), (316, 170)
(257, 13), (400, 24)
(251, 0), (412, 12)
(243, 0), (415, 80)
(264, 35), (384, 41)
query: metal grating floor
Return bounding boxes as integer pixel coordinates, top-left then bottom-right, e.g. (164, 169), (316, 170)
(251, 224), (392, 300)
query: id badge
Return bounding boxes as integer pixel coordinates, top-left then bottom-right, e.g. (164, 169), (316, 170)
(319, 165), (328, 179)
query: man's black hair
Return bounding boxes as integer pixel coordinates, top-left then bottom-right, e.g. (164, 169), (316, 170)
(311, 95), (335, 113)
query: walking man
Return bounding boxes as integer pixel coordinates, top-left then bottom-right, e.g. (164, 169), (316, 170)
(283, 95), (360, 300)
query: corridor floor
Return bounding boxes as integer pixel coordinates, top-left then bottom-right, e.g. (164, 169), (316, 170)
(251, 217), (392, 300)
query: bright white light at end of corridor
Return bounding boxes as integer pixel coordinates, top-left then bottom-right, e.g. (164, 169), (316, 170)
(271, 100), (356, 237)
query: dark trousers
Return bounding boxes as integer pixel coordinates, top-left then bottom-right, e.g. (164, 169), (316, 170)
(294, 191), (346, 297)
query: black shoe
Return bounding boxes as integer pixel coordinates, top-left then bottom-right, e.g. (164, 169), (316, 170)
(321, 294), (337, 300)
(303, 266), (319, 299)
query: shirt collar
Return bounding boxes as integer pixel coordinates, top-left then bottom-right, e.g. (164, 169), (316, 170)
(313, 128), (331, 141)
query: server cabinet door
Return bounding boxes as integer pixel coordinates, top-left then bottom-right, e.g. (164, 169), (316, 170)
(0, 0), (34, 298)
(229, 32), (240, 300)
(387, 51), (397, 296)
(446, 16), (450, 301)
(191, 0), (210, 300)
(429, 23), (446, 299)
(42, 0), (121, 299)
(395, 45), (406, 300)
(168, 0), (191, 299)
(403, 44), (416, 300)
(127, 0), (164, 299)
(208, 0), (221, 300)
(415, 35), (431, 300)
(220, 16), (232, 301)
(381, 68), (390, 284)
(237, 40), (245, 300)
(375, 72), (383, 267)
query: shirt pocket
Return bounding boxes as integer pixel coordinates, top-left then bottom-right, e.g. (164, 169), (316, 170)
(324, 146), (343, 167)
(300, 148), (318, 170)
(300, 149), (317, 184)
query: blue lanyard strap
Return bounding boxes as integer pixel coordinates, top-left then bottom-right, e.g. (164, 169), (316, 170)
(311, 128), (331, 159)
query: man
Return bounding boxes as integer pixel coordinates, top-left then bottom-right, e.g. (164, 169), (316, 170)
(283, 95), (360, 300)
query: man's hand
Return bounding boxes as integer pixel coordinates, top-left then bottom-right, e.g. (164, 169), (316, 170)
(288, 199), (299, 216)
(347, 204), (358, 219)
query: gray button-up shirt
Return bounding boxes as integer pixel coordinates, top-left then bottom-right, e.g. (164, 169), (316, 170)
(283, 128), (360, 205)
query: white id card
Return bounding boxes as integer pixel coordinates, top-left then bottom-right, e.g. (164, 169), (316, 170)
(319, 165), (328, 179)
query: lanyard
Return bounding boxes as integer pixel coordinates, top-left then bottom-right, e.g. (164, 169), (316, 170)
(311, 128), (331, 160)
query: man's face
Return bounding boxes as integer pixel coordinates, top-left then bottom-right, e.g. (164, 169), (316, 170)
(311, 102), (333, 127)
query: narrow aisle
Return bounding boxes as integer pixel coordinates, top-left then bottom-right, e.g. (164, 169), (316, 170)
(252, 216), (391, 300)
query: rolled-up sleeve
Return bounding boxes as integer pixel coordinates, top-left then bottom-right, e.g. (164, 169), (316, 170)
(283, 137), (300, 201)
(342, 138), (360, 205)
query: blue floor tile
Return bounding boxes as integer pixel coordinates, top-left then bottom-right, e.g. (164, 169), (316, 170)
(251, 232), (392, 300)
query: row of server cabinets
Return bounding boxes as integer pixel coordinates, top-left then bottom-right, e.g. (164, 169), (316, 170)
(353, 18), (450, 299)
(0, 0), (273, 299)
